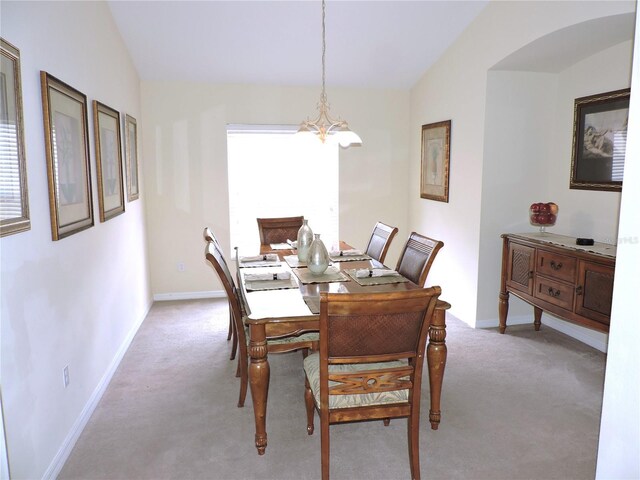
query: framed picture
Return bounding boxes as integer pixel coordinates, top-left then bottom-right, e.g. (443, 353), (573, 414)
(0, 38), (30, 237)
(41, 71), (93, 240)
(570, 88), (630, 191)
(124, 114), (139, 201)
(93, 101), (125, 222)
(420, 120), (451, 202)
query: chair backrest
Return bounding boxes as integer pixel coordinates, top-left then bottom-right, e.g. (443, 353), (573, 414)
(203, 226), (222, 249)
(204, 241), (245, 341)
(256, 216), (304, 245)
(365, 221), (399, 264)
(395, 232), (444, 287)
(318, 288), (441, 404)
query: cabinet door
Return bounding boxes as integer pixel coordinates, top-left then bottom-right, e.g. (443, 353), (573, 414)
(575, 261), (614, 326)
(506, 242), (535, 295)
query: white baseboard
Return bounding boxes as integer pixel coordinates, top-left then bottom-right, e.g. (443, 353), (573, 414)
(43, 301), (153, 480)
(476, 314), (608, 353)
(153, 290), (226, 301)
(475, 314), (532, 329)
(541, 315), (608, 353)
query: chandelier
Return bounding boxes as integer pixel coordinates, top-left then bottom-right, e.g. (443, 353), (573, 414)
(297, 0), (362, 148)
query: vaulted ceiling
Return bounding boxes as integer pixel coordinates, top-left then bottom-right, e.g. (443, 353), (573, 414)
(107, 0), (488, 89)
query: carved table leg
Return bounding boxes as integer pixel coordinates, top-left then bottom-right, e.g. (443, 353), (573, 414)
(427, 300), (450, 430)
(498, 291), (509, 334)
(248, 323), (270, 455)
(533, 306), (542, 331)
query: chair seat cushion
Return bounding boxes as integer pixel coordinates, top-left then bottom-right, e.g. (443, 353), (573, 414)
(269, 332), (319, 345)
(304, 352), (408, 409)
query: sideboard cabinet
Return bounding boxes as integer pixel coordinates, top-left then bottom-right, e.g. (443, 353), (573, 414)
(499, 233), (616, 334)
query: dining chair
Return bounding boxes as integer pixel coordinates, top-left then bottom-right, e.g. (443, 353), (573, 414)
(203, 227), (235, 352)
(303, 288), (442, 480)
(395, 232), (444, 287)
(256, 216), (304, 245)
(205, 241), (318, 407)
(364, 221), (399, 264)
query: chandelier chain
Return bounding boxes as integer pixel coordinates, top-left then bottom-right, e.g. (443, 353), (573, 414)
(321, 0), (326, 102)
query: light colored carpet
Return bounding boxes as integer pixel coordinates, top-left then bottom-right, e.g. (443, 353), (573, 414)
(59, 298), (605, 479)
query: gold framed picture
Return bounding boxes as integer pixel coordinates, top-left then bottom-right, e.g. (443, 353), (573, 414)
(124, 114), (139, 201)
(420, 120), (451, 202)
(41, 71), (94, 240)
(93, 100), (125, 221)
(0, 38), (30, 237)
(570, 88), (629, 192)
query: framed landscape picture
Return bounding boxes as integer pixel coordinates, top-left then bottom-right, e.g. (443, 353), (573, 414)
(93, 100), (125, 222)
(420, 120), (451, 202)
(41, 71), (93, 240)
(0, 38), (30, 237)
(570, 88), (629, 191)
(125, 114), (139, 201)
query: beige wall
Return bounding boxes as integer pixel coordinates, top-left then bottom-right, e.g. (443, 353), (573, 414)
(140, 83), (410, 297)
(0, 2), (151, 479)
(596, 10), (640, 475)
(409, 0), (635, 330)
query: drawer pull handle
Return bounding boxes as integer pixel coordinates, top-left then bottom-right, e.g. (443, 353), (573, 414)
(576, 286), (583, 296)
(528, 271), (533, 280)
(550, 260), (563, 270)
(547, 287), (561, 298)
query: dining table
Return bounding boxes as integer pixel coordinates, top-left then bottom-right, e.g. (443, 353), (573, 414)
(238, 241), (450, 455)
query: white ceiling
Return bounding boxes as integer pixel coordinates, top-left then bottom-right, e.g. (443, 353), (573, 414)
(107, 0), (488, 90)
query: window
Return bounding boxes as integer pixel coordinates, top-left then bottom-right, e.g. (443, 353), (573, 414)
(227, 125), (339, 255)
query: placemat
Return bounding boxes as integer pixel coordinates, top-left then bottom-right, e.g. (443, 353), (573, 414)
(269, 243), (292, 250)
(284, 255), (307, 268)
(239, 259), (282, 268)
(345, 269), (410, 286)
(293, 266), (349, 284)
(244, 276), (298, 292)
(329, 254), (371, 262)
(303, 296), (320, 314)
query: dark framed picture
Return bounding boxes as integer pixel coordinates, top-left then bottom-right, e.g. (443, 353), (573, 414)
(420, 120), (451, 202)
(93, 101), (125, 222)
(0, 38), (30, 237)
(41, 71), (93, 240)
(124, 114), (139, 202)
(570, 88), (630, 191)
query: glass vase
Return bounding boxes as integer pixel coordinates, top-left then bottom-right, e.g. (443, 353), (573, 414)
(297, 219), (314, 262)
(307, 234), (329, 275)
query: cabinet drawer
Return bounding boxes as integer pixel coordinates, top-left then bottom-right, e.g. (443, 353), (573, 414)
(537, 250), (576, 283)
(534, 276), (574, 311)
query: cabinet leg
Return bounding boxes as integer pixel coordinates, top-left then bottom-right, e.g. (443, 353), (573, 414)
(498, 292), (509, 334)
(534, 307), (542, 331)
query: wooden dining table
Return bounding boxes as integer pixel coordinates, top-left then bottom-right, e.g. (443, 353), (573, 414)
(238, 242), (450, 455)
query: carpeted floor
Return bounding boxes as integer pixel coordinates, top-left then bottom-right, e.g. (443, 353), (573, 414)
(59, 298), (606, 479)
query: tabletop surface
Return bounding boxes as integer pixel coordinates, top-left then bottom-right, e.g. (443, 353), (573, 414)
(242, 243), (418, 322)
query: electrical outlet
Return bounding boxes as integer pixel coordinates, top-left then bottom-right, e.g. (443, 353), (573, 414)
(177, 262), (186, 272)
(63, 365), (70, 388)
